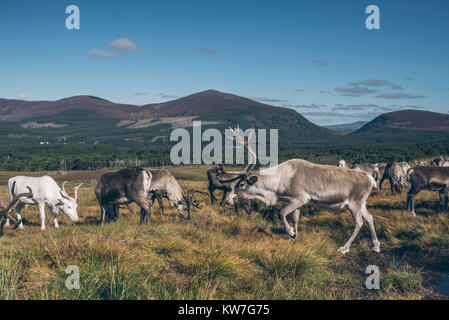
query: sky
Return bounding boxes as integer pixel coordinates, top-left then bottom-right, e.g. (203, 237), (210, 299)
(1, 0), (448, 125)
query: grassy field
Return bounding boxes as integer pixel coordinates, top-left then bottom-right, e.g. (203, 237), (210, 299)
(0, 166), (448, 300)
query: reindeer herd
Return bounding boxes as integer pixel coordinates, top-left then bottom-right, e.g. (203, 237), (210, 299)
(1, 126), (449, 255)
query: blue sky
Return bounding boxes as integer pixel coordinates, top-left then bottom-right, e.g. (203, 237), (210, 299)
(1, 0), (448, 125)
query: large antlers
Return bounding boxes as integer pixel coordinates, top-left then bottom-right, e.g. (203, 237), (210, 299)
(74, 183), (83, 201)
(185, 189), (208, 219)
(0, 181), (33, 236)
(224, 125), (257, 174)
(217, 125), (257, 184)
(61, 181), (83, 200)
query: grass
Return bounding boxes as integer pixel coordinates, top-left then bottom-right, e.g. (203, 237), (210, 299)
(0, 166), (448, 299)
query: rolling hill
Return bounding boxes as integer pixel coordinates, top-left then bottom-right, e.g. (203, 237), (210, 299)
(356, 110), (449, 133)
(0, 90), (333, 146)
(2, 92), (449, 171)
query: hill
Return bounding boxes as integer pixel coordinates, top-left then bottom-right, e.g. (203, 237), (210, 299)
(0, 96), (139, 121)
(356, 110), (449, 133)
(0, 90), (333, 146)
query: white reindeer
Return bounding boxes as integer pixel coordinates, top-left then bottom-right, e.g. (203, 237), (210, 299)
(6, 176), (82, 230)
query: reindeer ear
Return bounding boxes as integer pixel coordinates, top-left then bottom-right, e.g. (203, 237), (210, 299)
(247, 176), (258, 185)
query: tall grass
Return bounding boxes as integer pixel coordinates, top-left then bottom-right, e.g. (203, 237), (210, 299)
(0, 168), (447, 299)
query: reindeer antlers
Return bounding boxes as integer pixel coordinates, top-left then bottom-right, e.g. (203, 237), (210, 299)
(185, 189), (208, 219)
(224, 125), (257, 174)
(0, 182), (33, 235)
(61, 181), (83, 200)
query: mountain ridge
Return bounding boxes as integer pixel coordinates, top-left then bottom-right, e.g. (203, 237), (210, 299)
(356, 109), (449, 133)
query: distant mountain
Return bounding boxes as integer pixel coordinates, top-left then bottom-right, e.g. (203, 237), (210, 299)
(324, 121), (368, 131)
(356, 110), (449, 133)
(0, 96), (139, 121)
(0, 90), (333, 146)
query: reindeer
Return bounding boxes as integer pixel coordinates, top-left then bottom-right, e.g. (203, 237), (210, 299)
(220, 126), (380, 254)
(376, 162), (387, 187)
(207, 164), (252, 215)
(379, 161), (411, 195)
(0, 182), (33, 236)
(7, 176), (82, 230)
(431, 156), (449, 167)
(126, 169), (206, 219)
(95, 167), (153, 224)
(407, 166), (449, 216)
(338, 160), (379, 190)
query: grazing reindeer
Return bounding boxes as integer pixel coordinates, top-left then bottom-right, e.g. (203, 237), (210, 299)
(376, 162), (387, 187)
(221, 126), (380, 254)
(126, 169), (206, 219)
(379, 161), (411, 195)
(338, 160), (379, 190)
(7, 176), (82, 230)
(0, 182), (33, 236)
(431, 156), (449, 167)
(207, 164), (252, 215)
(407, 166), (449, 216)
(95, 167), (152, 224)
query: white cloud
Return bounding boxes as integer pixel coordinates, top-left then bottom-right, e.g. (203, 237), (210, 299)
(88, 49), (117, 58)
(376, 93), (427, 99)
(17, 93), (28, 99)
(109, 38), (140, 52)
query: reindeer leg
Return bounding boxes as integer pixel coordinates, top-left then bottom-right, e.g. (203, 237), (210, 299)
(208, 186), (216, 204)
(361, 205), (380, 252)
(378, 175), (386, 191)
(389, 177), (395, 195)
(0, 217), (6, 237)
(126, 204), (136, 217)
(338, 204), (364, 254)
(220, 190), (228, 206)
(15, 202), (24, 229)
(156, 194), (164, 216)
(38, 202), (46, 231)
(135, 200), (151, 224)
(100, 205), (105, 226)
(291, 209), (301, 240)
(279, 201), (302, 238)
(244, 200), (252, 215)
(50, 205), (59, 228)
(407, 187), (418, 216)
(233, 203), (240, 216)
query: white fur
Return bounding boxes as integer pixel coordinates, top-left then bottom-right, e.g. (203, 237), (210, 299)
(7, 176), (80, 230)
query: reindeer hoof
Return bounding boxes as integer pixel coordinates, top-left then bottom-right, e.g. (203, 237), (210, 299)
(286, 226), (295, 238)
(337, 246), (349, 254)
(372, 246), (380, 253)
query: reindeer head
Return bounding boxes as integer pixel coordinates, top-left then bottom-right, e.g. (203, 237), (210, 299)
(178, 189), (208, 219)
(218, 125), (258, 205)
(56, 181), (83, 222)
